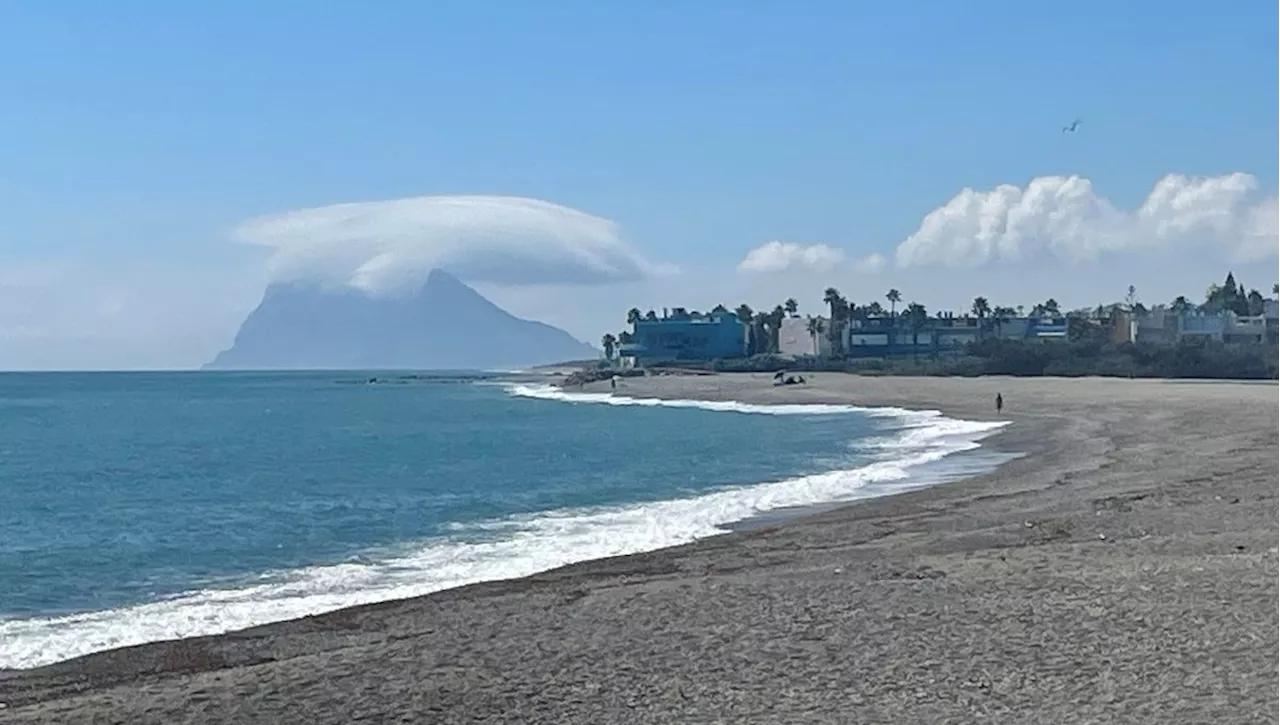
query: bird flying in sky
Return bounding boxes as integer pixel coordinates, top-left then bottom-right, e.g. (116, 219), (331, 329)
(1062, 118), (1082, 133)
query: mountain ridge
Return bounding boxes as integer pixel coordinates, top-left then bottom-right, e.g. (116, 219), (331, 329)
(204, 270), (597, 370)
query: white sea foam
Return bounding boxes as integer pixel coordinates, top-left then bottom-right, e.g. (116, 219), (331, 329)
(503, 382), (926, 418)
(0, 386), (1006, 670)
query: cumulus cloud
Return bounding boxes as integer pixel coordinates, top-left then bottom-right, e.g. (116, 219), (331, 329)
(850, 252), (887, 274)
(737, 241), (846, 273)
(737, 242), (888, 276)
(895, 173), (1278, 268)
(233, 195), (667, 295)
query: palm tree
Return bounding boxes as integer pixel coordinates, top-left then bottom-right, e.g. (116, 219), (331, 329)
(618, 330), (634, 344)
(1044, 298), (1061, 316)
(769, 305), (787, 352)
(752, 311), (771, 355)
(886, 289), (901, 317)
(822, 288), (845, 355)
(626, 308), (642, 325)
(971, 296), (991, 340)
(1273, 283), (1278, 296)
(823, 288), (843, 319)
(734, 304), (756, 353)
(1170, 296), (1194, 315)
(1247, 289), (1265, 316)
(864, 301), (885, 317)
(644, 310), (658, 321)
(906, 303), (928, 360)
(971, 296), (991, 320)
(991, 306), (1016, 338)
(805, 317), (826, 356)
(601, 333), (617, 361)
(784, 298), (799, 316)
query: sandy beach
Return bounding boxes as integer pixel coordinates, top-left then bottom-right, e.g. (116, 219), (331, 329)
(2, 374), (1276, 724)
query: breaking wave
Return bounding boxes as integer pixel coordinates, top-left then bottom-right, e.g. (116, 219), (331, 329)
(0, 386), (1006, 670)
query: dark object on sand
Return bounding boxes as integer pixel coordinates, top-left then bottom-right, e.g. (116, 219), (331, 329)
(773, 372), (806, 387)
(996, 393), (1004, 413)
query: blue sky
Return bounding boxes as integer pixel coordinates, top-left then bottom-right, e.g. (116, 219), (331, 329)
(1, 1), (1276, 368)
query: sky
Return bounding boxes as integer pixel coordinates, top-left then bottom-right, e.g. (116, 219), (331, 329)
(1, 0), (1276, 370)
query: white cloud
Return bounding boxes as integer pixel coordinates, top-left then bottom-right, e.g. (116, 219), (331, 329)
(233, 195), (668, 295)
(737, 241), (846, 273)
(737, 242), (888, 276)
(850, 252), (887, 274)
(895, 173), (1278, 268)
(1241, 196), (1280, 260)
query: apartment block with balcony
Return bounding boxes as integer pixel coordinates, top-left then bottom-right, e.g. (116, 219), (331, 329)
(1116, 303), (1279, 345)
(841, 313), (1069, 358)
(619, 306), (749, 363)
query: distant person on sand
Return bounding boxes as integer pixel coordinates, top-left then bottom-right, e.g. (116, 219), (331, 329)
(610, 375), (618, 392)
(996, 393), (1004, 413)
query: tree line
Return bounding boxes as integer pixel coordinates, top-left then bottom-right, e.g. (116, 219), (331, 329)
(599, 271), (1277, 380)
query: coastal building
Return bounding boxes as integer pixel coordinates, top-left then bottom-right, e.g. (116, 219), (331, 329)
(844, 316), (945, 357)
(1224, 314), (1270, 344)
(1172, 312), (1227, 343)
(778, 316), (831, 358)
(1115, 304), (1280, 345)
(1119, 307), (1180, 345)
(842, 313), (1067, 357)
(845, 320), (896, 356)
(619, 306), (749, 363)
(933, 315), (982, 351)
(991, 315), (1068, 341)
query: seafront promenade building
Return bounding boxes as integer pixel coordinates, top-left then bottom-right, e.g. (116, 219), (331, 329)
(1113, 303), (1279, 345)
(842, 313), (1068, 358)
(618, 306), (749, 364)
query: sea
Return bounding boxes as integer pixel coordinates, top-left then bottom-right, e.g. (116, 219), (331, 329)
(0, 371), (1009, 670)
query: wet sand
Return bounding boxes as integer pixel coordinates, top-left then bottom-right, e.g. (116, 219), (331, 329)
(2, 374), (1276, 724)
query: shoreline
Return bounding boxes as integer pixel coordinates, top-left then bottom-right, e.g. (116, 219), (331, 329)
(3, 374), (1276, 724)
(0, 379), (1012, 671)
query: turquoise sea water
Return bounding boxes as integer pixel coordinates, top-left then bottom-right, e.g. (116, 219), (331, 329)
(0, 372), (1005, 669)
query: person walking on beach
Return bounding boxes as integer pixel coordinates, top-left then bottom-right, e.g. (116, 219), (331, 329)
(995, 393), (1004, 413)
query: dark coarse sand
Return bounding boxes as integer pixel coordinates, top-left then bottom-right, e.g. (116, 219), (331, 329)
(2, 375), (1276, 724)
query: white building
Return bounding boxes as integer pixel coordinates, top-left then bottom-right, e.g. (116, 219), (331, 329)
(778, 316), (832, 358)
(1122, 304), (1279, 345)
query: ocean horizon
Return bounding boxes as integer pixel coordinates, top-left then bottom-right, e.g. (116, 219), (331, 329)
(0, 371), (1007, 670)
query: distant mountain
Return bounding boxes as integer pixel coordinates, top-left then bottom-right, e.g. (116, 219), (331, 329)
(205, 269), (597, 370)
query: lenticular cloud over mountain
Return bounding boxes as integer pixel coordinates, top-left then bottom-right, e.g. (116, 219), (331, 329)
(233, 195), (663, 295)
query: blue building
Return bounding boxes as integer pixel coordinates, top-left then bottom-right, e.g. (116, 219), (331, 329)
(1032, 316), (1068, 338)
(846, 315), (979, 358)
(619, 306), (749, 363)
(844, 314), (1069, 358)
